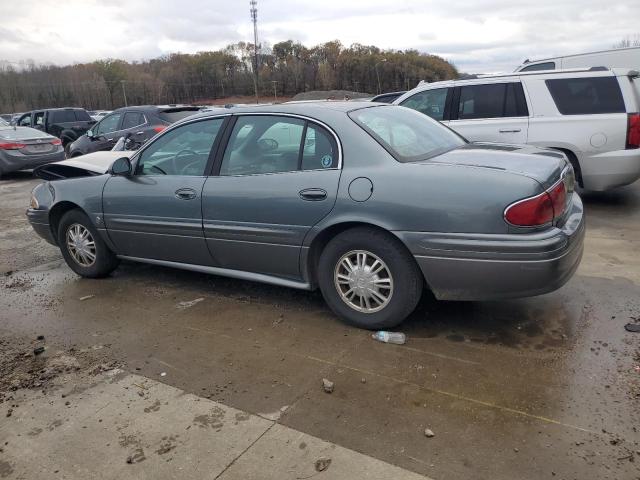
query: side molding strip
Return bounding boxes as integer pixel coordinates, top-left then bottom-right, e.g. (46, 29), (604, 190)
(117, 256), (312, 291)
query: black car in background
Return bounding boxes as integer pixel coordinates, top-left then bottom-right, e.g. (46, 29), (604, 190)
(66, 105), (201, 157)
(15, 108), (95, 149)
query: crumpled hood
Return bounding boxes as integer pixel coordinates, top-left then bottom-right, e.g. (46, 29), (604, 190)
(34, 151), (134, 180)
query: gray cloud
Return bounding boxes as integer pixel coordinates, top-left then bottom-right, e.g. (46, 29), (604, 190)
(0, 0), (638, 72)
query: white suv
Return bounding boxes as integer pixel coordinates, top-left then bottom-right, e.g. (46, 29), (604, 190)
(394, 68), (640, 191)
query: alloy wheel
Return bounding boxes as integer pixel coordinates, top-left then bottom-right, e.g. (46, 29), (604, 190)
(334, 250), (394, 313)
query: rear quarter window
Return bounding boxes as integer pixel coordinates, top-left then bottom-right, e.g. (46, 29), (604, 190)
(74, 110), (92, 121)
(50, 110), (78, 123)
(545, 77), (625, 115)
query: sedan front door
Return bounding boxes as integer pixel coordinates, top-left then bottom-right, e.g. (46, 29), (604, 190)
(102, 117), (228, 265)
(202, 114), (341, 280)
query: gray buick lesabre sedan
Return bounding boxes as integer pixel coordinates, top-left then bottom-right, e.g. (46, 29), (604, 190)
(27, 102), (584, 329)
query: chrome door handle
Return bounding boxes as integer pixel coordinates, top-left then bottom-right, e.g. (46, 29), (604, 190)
(175, 188), (197, 200)
(299, 188), (327, 201)
(499, 129), (521, 133)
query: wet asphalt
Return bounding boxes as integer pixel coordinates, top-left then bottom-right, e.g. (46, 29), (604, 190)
(1, 171), (639, 480)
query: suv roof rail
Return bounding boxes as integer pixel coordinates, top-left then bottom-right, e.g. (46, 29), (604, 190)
(589, 66), (608, 71)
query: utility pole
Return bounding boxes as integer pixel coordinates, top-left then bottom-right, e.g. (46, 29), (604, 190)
(121, 80), (128, 107)
(250, 0), (259, 104)
(271, 80), (278, 101)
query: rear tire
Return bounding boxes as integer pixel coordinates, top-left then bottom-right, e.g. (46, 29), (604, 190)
(317, 227), (423, 329)
(57, 209), (119, 278)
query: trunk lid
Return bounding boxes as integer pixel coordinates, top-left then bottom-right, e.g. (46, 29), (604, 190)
(427, 142), (569, 190)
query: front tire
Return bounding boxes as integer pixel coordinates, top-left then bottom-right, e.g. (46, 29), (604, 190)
(317, 227), (423, 329)
(57, 209), (119, 278)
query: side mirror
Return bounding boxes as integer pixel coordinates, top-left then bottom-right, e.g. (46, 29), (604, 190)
(110, 157), (132, 176)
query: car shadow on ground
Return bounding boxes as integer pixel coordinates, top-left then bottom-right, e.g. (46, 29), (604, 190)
(116, 260), (571, 353)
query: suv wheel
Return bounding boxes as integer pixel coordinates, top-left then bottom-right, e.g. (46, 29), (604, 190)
(57, 210), (119, 278)
(317, 227), (423, 329)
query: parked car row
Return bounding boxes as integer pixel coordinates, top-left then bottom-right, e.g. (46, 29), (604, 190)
(27, 101), (584, 329)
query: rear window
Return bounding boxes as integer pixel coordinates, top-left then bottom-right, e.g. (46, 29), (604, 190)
(349, 106), (466, 162)
(157, 108), (200, 123)
(50, 110), (77, 123)
(74, 110), (92, 121)
(545, 77), (625, 115)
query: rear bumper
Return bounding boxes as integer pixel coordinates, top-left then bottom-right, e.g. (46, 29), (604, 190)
(580, 149), (640, 191)
(397, 195), (585, 301)
(26, 208), (57, 246)
(0, 149), (65, 174)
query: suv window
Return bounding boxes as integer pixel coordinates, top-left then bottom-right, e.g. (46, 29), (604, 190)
(137, 118), (224, 176)
(220, 116), (305, 176)
(520, 62), (556, 72)
(33, 112), (45, 126)
(18, 114), (31, 127)
(74, 110), (92, 121)
(349, 105), (465, 162)
(94, 113), (122, 136)
(456, 83), (528, 119)
(545, 77), (625, 115)
(121, 112), (146, 130)
(50, 110), (77, 123)
(400, 88), (448, 120)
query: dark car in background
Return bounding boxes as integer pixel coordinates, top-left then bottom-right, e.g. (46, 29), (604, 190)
(16, 108), (95, 150)
(66, 105), (201, 157)
(0, 125), (64, 177)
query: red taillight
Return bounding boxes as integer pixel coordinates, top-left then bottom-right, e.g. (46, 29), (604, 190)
(548, 181), (567, 218)
(51, 138), (62, 146)
(504, 192), (554, 227)
(153, 125), (167, 133)
(0, 142), (26, 150)
(627, 113), (640, 149)
(504, 180), (567, 227)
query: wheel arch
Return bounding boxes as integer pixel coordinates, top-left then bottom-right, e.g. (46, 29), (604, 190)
(48, 201), (84, 243)
(304, 220), (428, 290)
(552, 148), (583, 187)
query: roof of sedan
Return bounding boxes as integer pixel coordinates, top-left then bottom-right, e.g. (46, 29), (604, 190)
(190, 101), (381, 121)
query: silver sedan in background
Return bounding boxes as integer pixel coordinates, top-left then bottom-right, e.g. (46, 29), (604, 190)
(0, 124), (65, 177)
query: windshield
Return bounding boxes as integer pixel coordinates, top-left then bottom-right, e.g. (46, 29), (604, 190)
(348, 105), (466, 162)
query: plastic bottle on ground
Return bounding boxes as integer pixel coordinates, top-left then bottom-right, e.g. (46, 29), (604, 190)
(371, 331), (406, 345)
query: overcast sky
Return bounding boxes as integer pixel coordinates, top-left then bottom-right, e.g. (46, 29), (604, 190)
(0, 0), (638, 73)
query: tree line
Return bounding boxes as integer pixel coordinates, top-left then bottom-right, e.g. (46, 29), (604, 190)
(0, 40), (458, 113)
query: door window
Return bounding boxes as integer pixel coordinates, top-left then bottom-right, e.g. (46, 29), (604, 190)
(18, 114), (31, 127)
(94, 113), (122, 136)
(33, 112), (45, 126)
(400, 88), (448, 120)
(456, 83), (528, 119)
(121, 112), (146, 130)
(136, 118), (224, 176)
(220, 116), (305, 175)
(301, 124), (339, 170)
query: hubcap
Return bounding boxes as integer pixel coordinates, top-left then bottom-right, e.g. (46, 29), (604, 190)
(334, 250), (393, 313)
(66, 223), (96, 267)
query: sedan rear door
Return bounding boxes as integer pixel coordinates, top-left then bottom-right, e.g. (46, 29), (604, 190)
(201, 114), (341, 280)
